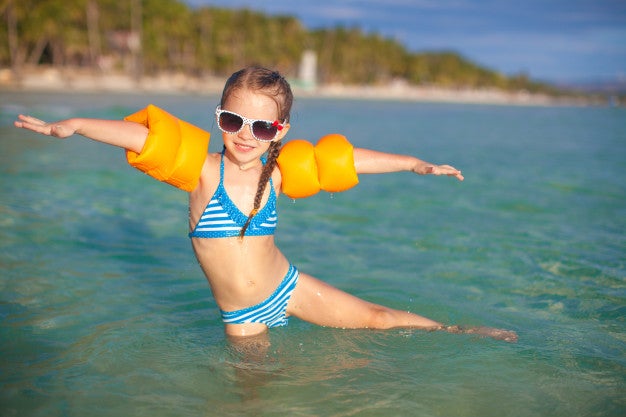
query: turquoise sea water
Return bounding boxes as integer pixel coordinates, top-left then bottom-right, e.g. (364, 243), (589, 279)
(1, 91), (624, 417)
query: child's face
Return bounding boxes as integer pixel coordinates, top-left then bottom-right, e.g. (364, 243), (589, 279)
(220, 88), (290, 163)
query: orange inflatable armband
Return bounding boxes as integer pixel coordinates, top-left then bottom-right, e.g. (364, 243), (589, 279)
(277, 134), (359, 199)
(124, 105), (210, 192)
(315, 134), (359, 193)
(276, 139), (321, 198)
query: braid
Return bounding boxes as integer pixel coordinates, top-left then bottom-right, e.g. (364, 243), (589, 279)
(239, 140), (282, 238)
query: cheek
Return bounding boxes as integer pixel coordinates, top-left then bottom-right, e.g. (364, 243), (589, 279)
(259, 142), (272, 153)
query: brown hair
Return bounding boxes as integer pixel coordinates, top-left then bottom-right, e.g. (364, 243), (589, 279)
(220, 67), (293, 238)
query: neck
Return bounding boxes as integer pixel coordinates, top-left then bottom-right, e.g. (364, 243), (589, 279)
(223, 152), (262, 172)
(238, 160), (262, 171)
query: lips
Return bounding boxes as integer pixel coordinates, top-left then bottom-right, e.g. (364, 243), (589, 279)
(234, 142), (256, 152)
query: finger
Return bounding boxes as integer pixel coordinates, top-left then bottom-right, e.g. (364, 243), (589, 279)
(15, 118), (53, 135)
(439, 165), (458, 171)
(18, 114), (46, 125)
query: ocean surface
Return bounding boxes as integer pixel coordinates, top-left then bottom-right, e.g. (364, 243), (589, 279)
(1, 91), (624, 417)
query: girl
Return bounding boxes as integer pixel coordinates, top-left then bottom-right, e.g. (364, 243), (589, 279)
(14, 67), (517, 343)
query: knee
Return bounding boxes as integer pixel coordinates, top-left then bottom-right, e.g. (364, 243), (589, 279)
(365, 306), (397, 330)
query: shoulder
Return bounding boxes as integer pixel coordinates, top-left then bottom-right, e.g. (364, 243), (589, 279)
(206, 152), (221, 167)
(198, 152), (221, 182)
(190, 152), (220, 198)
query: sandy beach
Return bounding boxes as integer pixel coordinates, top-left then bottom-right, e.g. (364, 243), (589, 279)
(0, 67), (598, 107)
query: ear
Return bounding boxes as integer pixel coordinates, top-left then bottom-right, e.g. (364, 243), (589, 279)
(274, 122), (290, 141)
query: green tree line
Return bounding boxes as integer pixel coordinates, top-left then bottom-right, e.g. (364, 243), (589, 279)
(0, 0), (559, 94)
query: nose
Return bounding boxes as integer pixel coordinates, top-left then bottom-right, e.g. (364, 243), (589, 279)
(237, 122), (255, 141)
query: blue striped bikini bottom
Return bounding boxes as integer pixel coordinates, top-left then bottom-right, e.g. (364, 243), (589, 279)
(220, 264), (299, 328)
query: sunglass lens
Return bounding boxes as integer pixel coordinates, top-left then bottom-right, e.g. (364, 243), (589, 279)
(219, 112), (243, 133)
(252, 121), (277, 141)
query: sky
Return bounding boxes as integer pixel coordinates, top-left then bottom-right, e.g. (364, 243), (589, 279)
(184, 0), (626, 84)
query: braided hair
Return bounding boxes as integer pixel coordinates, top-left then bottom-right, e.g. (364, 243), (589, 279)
(219, 67), (293, 238)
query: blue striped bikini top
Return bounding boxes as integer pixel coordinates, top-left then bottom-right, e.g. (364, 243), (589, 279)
(189, 152), (278, 239)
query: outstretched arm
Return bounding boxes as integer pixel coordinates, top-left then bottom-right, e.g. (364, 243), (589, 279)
(14, 115), (148, 153)
(353, 148), (464, 181)
(16, 106), (211, 192)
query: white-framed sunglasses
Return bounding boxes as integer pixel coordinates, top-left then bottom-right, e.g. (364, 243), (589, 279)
(215, 106), (284, 142)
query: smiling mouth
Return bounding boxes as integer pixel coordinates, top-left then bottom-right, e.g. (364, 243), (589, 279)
(235, 142), (256, 151)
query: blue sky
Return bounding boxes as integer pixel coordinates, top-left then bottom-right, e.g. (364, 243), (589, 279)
(184, 0), (626, 84)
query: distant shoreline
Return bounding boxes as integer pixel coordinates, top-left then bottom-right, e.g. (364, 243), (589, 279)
(0, 67), (605, 107)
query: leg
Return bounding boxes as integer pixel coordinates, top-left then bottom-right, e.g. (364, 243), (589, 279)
(286, 272), (518, 342)
(286, 272), (441, 330)
(226, 331), (271, 361)
(224, 322), (269, 337)
(225, 332), (274, 404)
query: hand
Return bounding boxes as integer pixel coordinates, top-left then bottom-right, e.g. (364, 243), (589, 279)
(14, 115), (76, 139)
(424, 164), (464, 181)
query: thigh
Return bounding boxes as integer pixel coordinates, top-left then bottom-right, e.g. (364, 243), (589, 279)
(286, 271), (384, 329)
